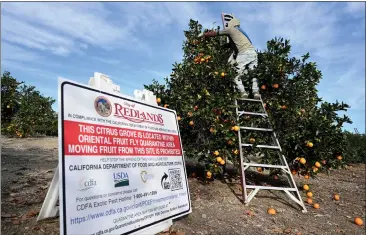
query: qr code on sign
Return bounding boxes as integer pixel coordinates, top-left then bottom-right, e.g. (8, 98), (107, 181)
(168, 168), (183, 191)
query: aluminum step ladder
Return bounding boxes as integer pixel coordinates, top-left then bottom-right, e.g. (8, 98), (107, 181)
(235, 96), (307, 213)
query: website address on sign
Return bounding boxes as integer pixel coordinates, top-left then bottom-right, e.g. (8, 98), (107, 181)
(70, 194), (179, 227)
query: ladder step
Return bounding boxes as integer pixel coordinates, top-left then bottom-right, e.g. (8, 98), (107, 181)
(243, 163), (287, 169)
(246, 185), (297, 191)
(238, 111), (268, 117)
(241, 144), (281, 150)
(240, 127), (273, 132)
(237, 98), (262, 102)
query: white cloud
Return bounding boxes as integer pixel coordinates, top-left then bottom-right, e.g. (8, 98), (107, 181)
(51, 46), (71, 57)
(2, 14), (82, 56)
(1, 2), (150, 55)
(1, 42), (43, 62)
(91, 57), (121, 65)
(115, 2), (215, 31)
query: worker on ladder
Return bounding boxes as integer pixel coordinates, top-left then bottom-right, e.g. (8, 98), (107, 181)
(199, 16), (260, 99)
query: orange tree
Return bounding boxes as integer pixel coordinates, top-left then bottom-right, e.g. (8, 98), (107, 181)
(144, 20), (352, 179)
(1, 71), (58, 137)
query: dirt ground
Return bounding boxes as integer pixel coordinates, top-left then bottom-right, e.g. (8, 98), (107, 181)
(1, 137), (365, 235)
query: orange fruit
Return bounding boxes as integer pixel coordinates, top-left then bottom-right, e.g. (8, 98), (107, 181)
(314, 162), (321, 168)
(307, 142), (314, 148)
(261, 85), (266, 90)
(281, 105), (287, 110)
(200, 58), (205, 62)
(220, 72), (225, 77)
(249, 138), (255, 144)
(156, 98), (161, 103)
(214, 151), (220, 156)
(233, 126), (239, 131)
(257, 167), (263, 172)
(164, 104), (169, 108)
(177, 116), (181, 121)
(267, 208), (276, 215)
(306, 198), (313, 204)
(272, 84), (279, 89)
(209, 127), (215, 133)
(313, 203), (320, 209)
(303, 184), (310, 191)
(216, 157), (223, 163)
(304, 174), (310, 179)
(299, 158), (306, 164)
(206, 171), (212, 178)
(334, 194), (340, 201)
(306, 192), (313, 198)
(336, 155), (342, 160)
(354, 217), (363, 226)
(220, 160), (225, 165)
(189, 121), (194, 126)
(291, 170), (297, 175)
(187, 111), (193, 117)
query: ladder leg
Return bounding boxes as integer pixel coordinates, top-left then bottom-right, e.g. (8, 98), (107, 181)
(281, 154), (307, 213)
(235, 99), (248, 204)
(239, 153), (248, 203)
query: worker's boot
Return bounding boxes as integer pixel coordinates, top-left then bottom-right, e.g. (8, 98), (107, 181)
(236, 81), (248, 98)
(252, 77), (260, 99)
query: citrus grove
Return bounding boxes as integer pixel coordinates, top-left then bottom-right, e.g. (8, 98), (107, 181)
(144, 19), (361, 180)
(1, 71), (58, 138)
(0, 19), (365, 231)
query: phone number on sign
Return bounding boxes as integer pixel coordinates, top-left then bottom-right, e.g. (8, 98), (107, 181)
(134, 191), (157, 199)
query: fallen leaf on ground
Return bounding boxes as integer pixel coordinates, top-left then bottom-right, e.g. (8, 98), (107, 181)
(1, 214), (17, 218)
(12, 220), (20, 225)
(27, 210), (39, 218)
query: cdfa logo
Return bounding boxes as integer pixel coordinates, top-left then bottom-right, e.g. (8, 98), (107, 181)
(79, 177), (96, 191)
(113, 172), (129, 188)
(94, 96), (112, 117)
(140, 171), (154, 183)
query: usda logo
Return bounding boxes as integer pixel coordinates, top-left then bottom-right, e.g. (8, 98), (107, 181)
(113, 172), (129, 187)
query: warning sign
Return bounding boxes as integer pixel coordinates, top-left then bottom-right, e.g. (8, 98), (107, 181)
(58, 79), (191, 235)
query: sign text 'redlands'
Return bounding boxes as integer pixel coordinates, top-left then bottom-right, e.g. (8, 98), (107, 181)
(114, 102), (164, 125)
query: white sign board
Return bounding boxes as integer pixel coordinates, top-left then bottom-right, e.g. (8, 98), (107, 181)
(58, 79), (191, 235)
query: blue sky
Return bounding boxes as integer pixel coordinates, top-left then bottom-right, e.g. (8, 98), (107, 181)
(1, 2), (365, 133)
